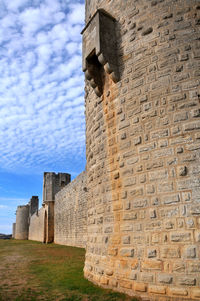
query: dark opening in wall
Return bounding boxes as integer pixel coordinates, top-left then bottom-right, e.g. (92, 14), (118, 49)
(86, 51), (105, 96)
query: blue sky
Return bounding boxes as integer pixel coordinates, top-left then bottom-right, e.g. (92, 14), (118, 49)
(0, 0), (86, 234)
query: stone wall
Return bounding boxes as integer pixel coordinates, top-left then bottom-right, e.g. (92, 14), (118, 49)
(28, 206), (45, 242)
(15, 205), (29, 240)
(54, 172), (87, 248)
(83, 0), (200, 300)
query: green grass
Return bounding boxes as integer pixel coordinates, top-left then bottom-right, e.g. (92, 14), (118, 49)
(0, 240), (139, 301)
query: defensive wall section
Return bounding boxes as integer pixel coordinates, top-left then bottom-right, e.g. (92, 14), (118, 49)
(12, 0), (200, 300)
(83, 0), (200, 300)
(13, 172), (87, 248)
(54, 171), (87, 248)
(28, 206), (45, 242)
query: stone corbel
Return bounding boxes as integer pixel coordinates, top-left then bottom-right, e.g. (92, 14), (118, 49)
(82, 9), (119, 97)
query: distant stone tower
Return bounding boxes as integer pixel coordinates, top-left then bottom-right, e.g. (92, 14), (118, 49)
(12, 223), (16, 239)
(83, 0), (200, 300)
(15, 205), (29, 240)
(29, 196), (39, 217)
(43, 172), (71, 243)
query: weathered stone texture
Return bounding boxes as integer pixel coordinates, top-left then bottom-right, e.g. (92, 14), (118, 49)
(43, 172), (71, 243)
(54, 172), (87, 248)
(83, 0), (200, 300)
(15, 205), (29, 240)
(28, 207), (45, 242)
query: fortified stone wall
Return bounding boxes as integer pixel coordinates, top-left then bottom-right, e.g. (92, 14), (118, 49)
(83, 0), (200, 300)
(43, 172), (71, 243)
(28, 206), (45, 242)
(54, 171), (87, 248)
(15, 205), (29, 240)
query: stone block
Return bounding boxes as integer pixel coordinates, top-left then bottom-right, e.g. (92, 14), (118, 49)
(120, 280), (132, 289)
(138, 143), (156, 153)
(122, 236), (130, 244)
(147, 249), (157, 258)
(158, 182), (174, 193)
(134, 282), (147, 292)
(126, 156), (139, 165)
(133, 136), (142, 145)
(153, 148), (174, 158)
(150, 128), (169, 140)
(191, 289), (200, 298)
(108, 248), (118, 256)
(100, 276), (109, 285)
(170, 232), (192, 242)
(149, 285), (166, 294)
(177, 166), (187, 176)
(195, 231), (200, 242)
(162, 194), (180, 205)
(142, 259), (163, 270)
(172, 262), (185, 273)
(149, 210), (157, 219)
(133, 199), (148, 208)
(140, 273), (154, 283)
(149, 169), (168, 181)
(169, 287), (188, 296)
(184, 246), (196, 258)
(129, 271), (137, 280)
(113, 203), (123, 211)
(124, 177), (136, 187)
(177, 276), (196, 286)
(119, 248), (134, 257)
(157, 273), (173, 284)
(121, 224), (133, 232)
(183, 121), (200, 132)
(174, 112), (188, 122)
(188, 263), (200, 273)
(110, 279), (118, 287)
(123, 212), (137, 220)
(161, 246), (180, 258)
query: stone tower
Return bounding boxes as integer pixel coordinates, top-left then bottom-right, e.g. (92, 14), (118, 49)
(83, 0), (200, 300)
(43, 172), (71, 243)
(29, 196), (39, 217)
(15, 205), (29, 240)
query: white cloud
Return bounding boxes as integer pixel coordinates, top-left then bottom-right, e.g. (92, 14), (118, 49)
(0, 205), (8, 209)
(0, 0), (86, 175)
(6, 0), (29, 11)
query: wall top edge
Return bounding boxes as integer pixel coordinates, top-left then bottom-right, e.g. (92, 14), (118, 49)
(81, 8), (116, 35)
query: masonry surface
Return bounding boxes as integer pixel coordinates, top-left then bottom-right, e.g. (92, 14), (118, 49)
(13, 0), (200, 300)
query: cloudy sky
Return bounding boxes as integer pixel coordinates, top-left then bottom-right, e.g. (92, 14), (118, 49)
(0, 0), (86, 234)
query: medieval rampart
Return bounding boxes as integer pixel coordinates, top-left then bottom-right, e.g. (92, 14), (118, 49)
(13, 172), (87, 248)
(28, 206), (45, 242)
(54, 171), (87, 248)
(83, 0), (200, 300)
(12, 0), (200, 299)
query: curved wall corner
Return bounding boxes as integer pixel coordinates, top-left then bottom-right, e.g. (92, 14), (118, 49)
(84, 0), (200, 300)
(15, 205), (29, 240)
